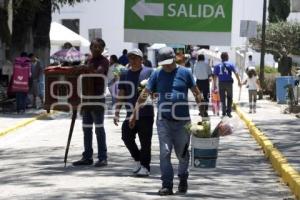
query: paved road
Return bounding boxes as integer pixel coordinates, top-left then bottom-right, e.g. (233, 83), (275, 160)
(0, 106), (294, 199)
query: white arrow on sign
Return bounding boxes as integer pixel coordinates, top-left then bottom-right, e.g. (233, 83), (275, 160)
(132, 0), (164, 21)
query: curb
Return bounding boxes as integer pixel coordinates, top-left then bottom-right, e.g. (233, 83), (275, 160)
(233, 103), (300, 200)
(0, 111), (55, 138)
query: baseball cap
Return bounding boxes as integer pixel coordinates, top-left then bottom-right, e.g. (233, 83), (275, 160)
(128, 48), (143, 58)
(157, 47), (175, 65)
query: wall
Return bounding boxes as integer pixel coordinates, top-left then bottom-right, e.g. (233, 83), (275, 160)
(52, 0), (137, 56)
(52, 0), (299, 67)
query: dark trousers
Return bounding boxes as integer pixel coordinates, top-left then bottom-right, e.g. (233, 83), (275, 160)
(82, 110), (107, 161)
(196, 79), (210, 112)
(16, 92), (27, 112)
(122, 116), (154, 171)
(219, 82), (233, 115)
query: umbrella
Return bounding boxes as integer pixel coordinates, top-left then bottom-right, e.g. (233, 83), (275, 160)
(51, 47), (83, 63)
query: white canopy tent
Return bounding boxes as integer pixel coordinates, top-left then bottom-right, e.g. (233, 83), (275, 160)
(149, 43), (166, 50)
(50, 22), (90, 47)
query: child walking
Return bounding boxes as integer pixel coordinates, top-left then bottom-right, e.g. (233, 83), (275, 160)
(211, 81), (220, 116)
(243, 67), (261, 113)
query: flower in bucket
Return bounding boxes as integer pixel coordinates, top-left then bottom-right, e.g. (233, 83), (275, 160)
(138, 79), (149, 92)
(185, 120), (211, 138)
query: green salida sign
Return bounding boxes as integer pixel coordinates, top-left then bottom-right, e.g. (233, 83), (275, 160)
(124, 0), (233, 45)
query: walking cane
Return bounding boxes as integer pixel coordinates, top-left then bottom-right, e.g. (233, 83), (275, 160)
(64, 109), (77, 167)
(238, 86), (242, 102)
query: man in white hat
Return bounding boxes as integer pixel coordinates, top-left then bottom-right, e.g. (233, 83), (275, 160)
(114, 48), (154, 177)
(129, 47), (202, 195)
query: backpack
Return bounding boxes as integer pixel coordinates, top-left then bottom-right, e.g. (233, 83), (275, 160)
(11, 57), (31, 93)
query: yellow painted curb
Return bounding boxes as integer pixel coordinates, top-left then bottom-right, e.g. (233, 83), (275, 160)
(234, 102), (300, 200)
(0, 111), (55, 138)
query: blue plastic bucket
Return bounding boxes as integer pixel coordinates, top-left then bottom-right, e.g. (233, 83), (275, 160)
(276, 76), (294, 104)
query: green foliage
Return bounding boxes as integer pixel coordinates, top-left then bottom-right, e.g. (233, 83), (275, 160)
(256, 66), (278, 74)
(249, 21), (300, 56)
(254, 66), (278, 100)
(12, 0), (91, 13)
(52, 0), (91, 12)
(268, 0), (290, 23)
(261, 72), (279, 100)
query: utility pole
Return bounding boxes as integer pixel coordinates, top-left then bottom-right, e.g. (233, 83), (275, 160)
(259, 0), (267, 99)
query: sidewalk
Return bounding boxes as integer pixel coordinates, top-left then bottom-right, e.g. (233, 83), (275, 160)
(233, 81), (300, 173)
(232, 77), (300, 199)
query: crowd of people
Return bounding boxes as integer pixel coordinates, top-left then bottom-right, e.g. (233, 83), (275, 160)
(7, 38), (260, 195)
(65, 38), (260, 196)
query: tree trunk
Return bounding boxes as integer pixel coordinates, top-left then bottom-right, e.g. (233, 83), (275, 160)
(0, 0), (11, 60)
(10, 0), (35, 59)
(33, 0), (52, 68)
(259, 0), (267, 100)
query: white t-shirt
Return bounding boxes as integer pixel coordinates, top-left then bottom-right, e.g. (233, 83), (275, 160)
(193, 61), (212, 80)
(247, 76), (258, 90)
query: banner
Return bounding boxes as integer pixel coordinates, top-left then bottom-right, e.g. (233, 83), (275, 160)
(124, 0), (233, 45)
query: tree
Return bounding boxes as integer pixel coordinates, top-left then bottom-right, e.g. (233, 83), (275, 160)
(268, 0), (290, 23)
(6, 0), (90, 66)
(249, 21), (300, 75)
(250, 22), (300, 57)
(0, 0), (11, 46)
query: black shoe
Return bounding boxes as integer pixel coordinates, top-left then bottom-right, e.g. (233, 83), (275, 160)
(227, 113), (232, 118)
(94, 160), (108, 167)
(177, 180), (188, 194)
(158, 187), (173, 196)
(204, 111), (209, 117)
(72, 158), (93, 166)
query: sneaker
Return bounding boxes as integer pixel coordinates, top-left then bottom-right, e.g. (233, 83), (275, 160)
(94, 160), (107, 167)
(249, 110), (252, 114)
(158, 187), (173, 196)
(132, 161), (141, 174)
(227, 113), (232, 118)
(136, 166), (150, 177)
(72, 158), (93, 166)
(177, 180), (188, 194)
(253, 109), (256, 113)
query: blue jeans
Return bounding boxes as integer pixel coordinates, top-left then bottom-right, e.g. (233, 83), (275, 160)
(82, 110), (107, 161)
(16, 92), (27, 112)
(156, 118), (190, 189)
